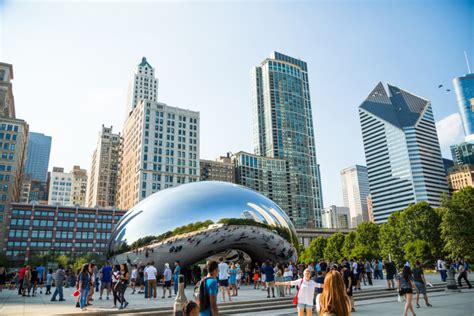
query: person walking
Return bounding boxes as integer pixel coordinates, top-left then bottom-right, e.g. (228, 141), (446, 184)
(173, 260), (181, 296)
(111, 264), (122, 308)
(315, 270), (351, 316)
(436, 258), (447, 282)
(78, 264), (91, 311)
(342, 264), (355, 312)
(253, 265), (260, 289)
(276, 268), (319, 316)
(117, 264), (129, 310)
(397, 265), (416, 316)
(18, 265), (26, 296)
(145, 261), (157, 299)
(457, 259), (472, 289)
(51, 265), (65, 301)
(130, 265), (137, 294)
(29, 266), (38, 296)
(217, 257), (232, 302)
(99, 262), (112, 300)
(36, 265), (45, 294)
(22, 266), (31, 297)
(364, 259), (373, 286)
(351, 259), (360, 290)
(162, 263), (172, 298)
(384, 260), (396, 290)
(198, 261), (219, 316)
(412, 260), (432, 308)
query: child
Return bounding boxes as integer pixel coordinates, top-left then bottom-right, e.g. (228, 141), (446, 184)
(45, 269), (53, 295)
(253, 267), (260, 289)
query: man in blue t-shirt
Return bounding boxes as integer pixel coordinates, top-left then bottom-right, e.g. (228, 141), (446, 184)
(200, 261), (219, 316)
(174, 261), (181, 295)
(99, 262), (112, 300)
(262, 260), (275, 298)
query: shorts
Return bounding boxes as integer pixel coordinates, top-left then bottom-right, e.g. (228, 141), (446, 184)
(100, 282), (111, 290)
(414, 282), (426, 294)
(387, 273), (394, 280)
(297, 303), (313, 309)
(219, 279), (229, 287)
(399, 288), (413, 295)
(164, 280), (171, 288)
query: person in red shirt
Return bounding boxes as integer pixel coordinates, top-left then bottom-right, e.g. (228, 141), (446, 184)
(18, 265), (27, 295)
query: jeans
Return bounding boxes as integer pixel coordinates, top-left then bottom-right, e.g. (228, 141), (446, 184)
(144, 280), (149, 298)
(174, 277), (178, 294)
(80, 287), (89, 309)
(119, 285), (127, 306)
(52, 285), (63, 300)
(439, 270), (447, 282)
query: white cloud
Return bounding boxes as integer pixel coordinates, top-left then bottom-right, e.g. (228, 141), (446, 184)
(436, 113), (464, 157)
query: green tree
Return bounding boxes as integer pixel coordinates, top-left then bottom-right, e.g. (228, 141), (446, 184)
(404, 240), (431, 266)
(342, 231), (356, 258)
(323, 232), (345, 262)
(379, 212), (405, 267)
(56, 255), (70, 268)
(353, 222), (380, 259)
(439, 187), (474, 260)
(300, 236), (327, 264)
(399, 202), (442, 265)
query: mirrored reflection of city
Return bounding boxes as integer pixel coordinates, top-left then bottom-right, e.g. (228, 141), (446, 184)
(109, 181), (298, 270)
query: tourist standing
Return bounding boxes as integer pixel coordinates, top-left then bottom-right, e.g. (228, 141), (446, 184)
(22, 266), (31, 297)
(45, 269), (53, 295)
(316, 270), (351, 316)
(275, 268), (318, 316)
(217, 257), (232, 302)
(86, 263), (96, 306)
(29, 266), (38, 296)
(18, 265), (26, 295)
(384, 260), (396, 290)
(236, 263), (242, 289)
(283, 266), (293, 295)
(138, 264), (145, 294)
(457, 259), (472, 288)
(229, 263), (238, 297)
(275, 263), (285, 297)
(99, 262), (112, 300)
(111, 264), (122, 308)
(436, 258), (447, 282)
(162, 263), (172, 298)
(143, 263), (149, 298)
(174, 260), (181, 296)
(397, 266), (416, 316)
(51, 265), (65, 301)
(364, 259), (373, 286)
(253, 265), (260, 289)
(130, 265), (137, 294)
(36, 265), (45, 294)
(145, 261), (157, 299)
(78, 264), (91, 311)
(351, 259), (360, 290)
(262, 260), (275, 298)
(198, 261), (219, 316)
(341, 264), (354, 312)
(412, 260), (432, 308)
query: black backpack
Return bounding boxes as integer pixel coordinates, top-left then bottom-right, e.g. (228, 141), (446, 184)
(194, 277), (211, 311)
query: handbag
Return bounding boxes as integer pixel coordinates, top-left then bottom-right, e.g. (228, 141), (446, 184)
(292, 279), (304, 305)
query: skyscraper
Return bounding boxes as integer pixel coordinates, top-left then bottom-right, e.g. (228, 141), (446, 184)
(117, 100), (200, 210)
(359, 82), (449, 223)
(453, 73), (474, 138)
(126, 57), (158, 114)
(86, 125), (120, 208)
(450, 141), (474, 166)
(252, 52), (324, 228)
(321, 205), (350, 229)
(48, 166), (88, 206)
(340, 165), (370, 228)
(24, 132), (51, 182)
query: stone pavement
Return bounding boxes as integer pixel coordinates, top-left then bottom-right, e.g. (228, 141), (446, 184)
(0, 273), (472, 315)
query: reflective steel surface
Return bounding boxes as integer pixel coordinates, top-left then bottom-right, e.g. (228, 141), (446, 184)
(109, 181), (298, 269)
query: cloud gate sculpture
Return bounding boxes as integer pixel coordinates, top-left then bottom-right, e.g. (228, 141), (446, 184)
(109, 181), (298, 270)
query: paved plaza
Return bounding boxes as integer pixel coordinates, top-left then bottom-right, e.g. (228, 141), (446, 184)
(0, 273), (472, 315)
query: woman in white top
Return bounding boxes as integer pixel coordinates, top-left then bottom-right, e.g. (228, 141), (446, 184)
(276, 268), (320, 316)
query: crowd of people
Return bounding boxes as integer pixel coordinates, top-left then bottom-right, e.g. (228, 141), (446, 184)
(0, 256), (471, 315)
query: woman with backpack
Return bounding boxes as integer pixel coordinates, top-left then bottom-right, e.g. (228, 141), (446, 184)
(397, 266), (416, 316)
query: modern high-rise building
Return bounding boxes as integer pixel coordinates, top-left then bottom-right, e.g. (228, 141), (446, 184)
(126, 57), (158, 115)
(48, 166), (88, 206)
(0, 62), (16, 118)
(321, 205), (350, 229)
(453, 73), (474, 138)
(24, 132), (51, 183)
(200, 154), (235, 183)
(86, 125), (120, 208)
(450, 141), (474, 166)
(117, 99), (200, 210)
(20, 177), (48, 204)
(340, 165), (370, 228)
(252, 52), (324, 228)
(71, 166), (88, 206)
(359, 82), (449, 223)
(233, 151), (291, 215)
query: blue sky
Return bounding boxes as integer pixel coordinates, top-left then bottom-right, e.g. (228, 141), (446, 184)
(1, 0), (473, 206)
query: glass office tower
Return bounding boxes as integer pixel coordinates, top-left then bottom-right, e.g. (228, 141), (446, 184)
(359, 82), (448, 223)
(453, 73), (474, 137)
(24, 132), (52, 182)
(252, 52), (323, 228)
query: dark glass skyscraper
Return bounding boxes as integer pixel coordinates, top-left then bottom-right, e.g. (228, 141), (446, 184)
(453, 73), (474, 138)
(24, 132), (51, 182)
(252, 52), (323, 228)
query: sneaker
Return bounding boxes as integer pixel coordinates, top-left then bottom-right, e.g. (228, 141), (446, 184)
(162, 296), (165, 298)
(416, 304), (420, 308)
(99, 297), (102, 300)
(124, 302), (129, 308)
(40, 290), (42, 294)
(76, 302), (80, 308)
(118, 305), (123, 310)
(106, 296), (109, 300)
(59, 299), (66, 301)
